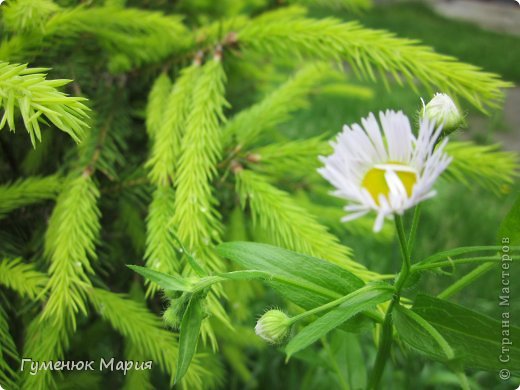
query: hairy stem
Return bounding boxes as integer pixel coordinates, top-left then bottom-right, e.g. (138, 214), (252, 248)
(369, 215), (411, 389)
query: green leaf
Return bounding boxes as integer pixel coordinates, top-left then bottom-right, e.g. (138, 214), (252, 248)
(217, 242), (364, 310)
(498, 194), (520, 247)
(394, 305), (455, 363)
(330, 331), (367, 390)
(286, 284), (393, 358)
(175, 294), (205, 384)
(127, 265), (192, 292)
(409, 295), (520, 374)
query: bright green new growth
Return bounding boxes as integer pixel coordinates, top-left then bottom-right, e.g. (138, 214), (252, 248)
(0, 6), (191, 72)
(43, 174), (100, 325)
(238, 7), (510, 111)
(147, 65), (199, 185)
(173, 58), (227, 272)
(235, 169), (374, 278)
(290, 0), (372, 13)
(144, 186), (179, 294)
(2, 0), (60, 33)
(0, 258), (48, 299)
(0, 62), (90, 146)
(145, 73), (171, 139)
(0, 306), (17, 389)
(445, 141), (518, 193)
(248, 136), (331, 176)
(0, 175), (61, 217)
(223, 62), (334, 148)
(89, 288), (223, 389)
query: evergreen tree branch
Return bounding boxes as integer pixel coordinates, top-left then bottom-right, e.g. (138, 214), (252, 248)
(223, 63), (334, 149)
(235, 169), (375, 278)
(2, 0), (60, 33)
(89, 288), (223, 389)
(0, 258), (48, 300)
(0, 306), (17, 390)
(247, 136), (331, 176)
(1, 7), (191, 73)
(0, 175), (61, 218)
(43, 174), (101, 326)
(122, 341), (154, 390)
(145, 73), (171, 139)
(290, 0), (372, 13)
(144, 186), (179, 295)
(0, 62), (90, 146)
(147, 64), (200, 186)
(173, 56), (227, 272)
(445, 141), (518, 193)
(237, 9), (511, 111)
(21, 315), (69, 390)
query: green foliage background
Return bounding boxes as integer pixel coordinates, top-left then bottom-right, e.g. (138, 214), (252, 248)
(0, 0), (518, 389)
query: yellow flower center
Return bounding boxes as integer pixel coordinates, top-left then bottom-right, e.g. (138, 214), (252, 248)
(361, 163), (417, 205)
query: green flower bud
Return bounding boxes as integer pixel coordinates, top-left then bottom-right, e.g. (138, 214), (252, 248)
(255, 309), (291, 344)
(421, 93), (465, 135)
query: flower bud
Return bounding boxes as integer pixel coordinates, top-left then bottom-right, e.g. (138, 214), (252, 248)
(255, 309), (290, 344)
(421, 93), (464, 135)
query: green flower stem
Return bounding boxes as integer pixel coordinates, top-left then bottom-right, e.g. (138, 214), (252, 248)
(286, 284), (392, 326)
(437, 262), (495, 299)
(412, 256), (504, 271)
(369, 214), (411, 390)
(195, 271), (386, 324)
(407, 204), (421, 255)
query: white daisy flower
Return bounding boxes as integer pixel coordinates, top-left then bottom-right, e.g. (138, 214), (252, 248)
(318, 110), (452, 232)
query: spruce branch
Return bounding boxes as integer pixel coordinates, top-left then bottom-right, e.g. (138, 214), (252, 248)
(144, 186), (180, 295)
(1, 7), (192, 72)
(248, 136), (331, 176)
(123, 341), (154, 390)
(290, 0), (372, 13)
(0, 306), (17, 390)
(21, 315), (69, 390)
(0, 62), (90, 147)
(0, 258), (48, 300)
(2, 0), (61, 33)
(444, 141), (518, 193)
(235, 169), (375, 278)
(237, 10), (511, 111)
(173, 58), (227, 272)
(89, 288), (223, 389)
(223, 63), (334, 149)
(145, 73), (171, 139)
(147, 65), (199, 186)
(0, 175), (61, 218)
(43, 174), (101, 326)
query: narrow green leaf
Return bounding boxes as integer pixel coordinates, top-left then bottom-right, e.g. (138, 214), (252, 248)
(175, 294), (205, 384)
(127, 265), (192, 292)
(286, 284), (393, 358)
(330, 330), (367, 390)
(411, 295), (520, 374)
